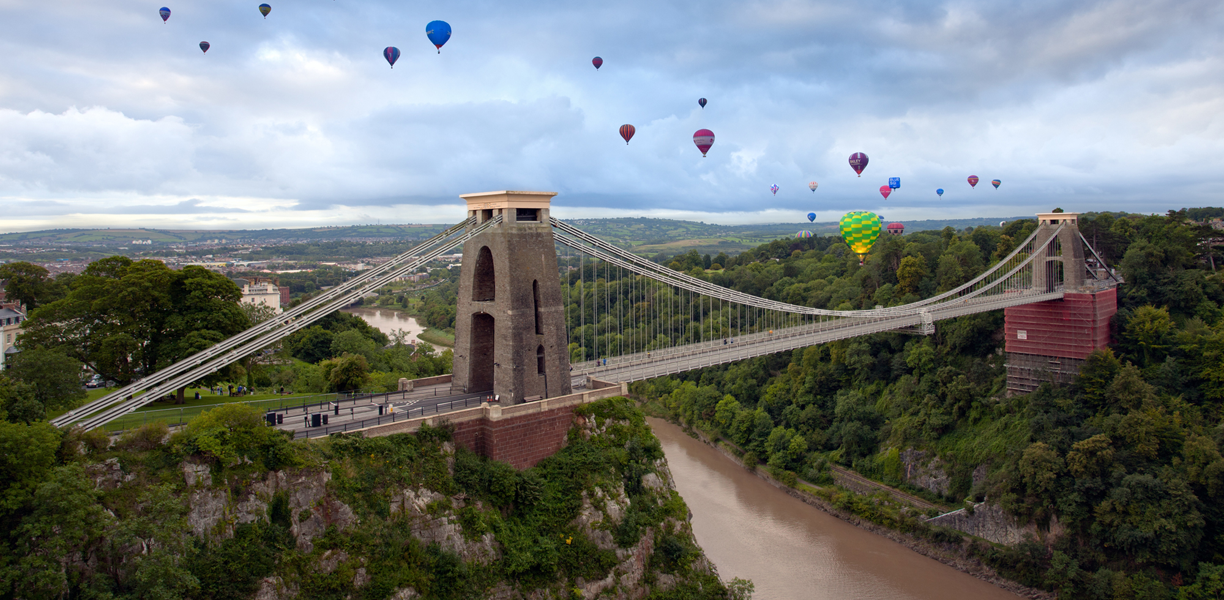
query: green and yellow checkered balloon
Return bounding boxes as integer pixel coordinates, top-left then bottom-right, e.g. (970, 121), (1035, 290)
(839, 211), (882, 263)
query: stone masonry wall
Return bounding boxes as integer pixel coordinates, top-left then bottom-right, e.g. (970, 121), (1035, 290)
(451, 405), (577, 470)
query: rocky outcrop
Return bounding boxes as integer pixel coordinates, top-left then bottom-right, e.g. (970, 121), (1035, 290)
(900, 448), (950, 496)
(927, 503), (1064, 546)
(389, 487), (499, 564)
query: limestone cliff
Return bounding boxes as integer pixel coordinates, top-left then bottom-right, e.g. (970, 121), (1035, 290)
(17, 398), (744, 600)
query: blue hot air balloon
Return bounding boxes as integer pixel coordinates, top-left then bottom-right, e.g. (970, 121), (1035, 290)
(384, 47), (400, 68)
(199, 41), (210, 53)
(426, 20), (451, 53)
(698, 98), (707, 109)
(807, 212), (816, 222)
(936, 188), (944, 197)
(259, 3), (270, 18)
(159, 7), (171, 22)
(889, 177), (900, 190)
(770, 184), (779, 196)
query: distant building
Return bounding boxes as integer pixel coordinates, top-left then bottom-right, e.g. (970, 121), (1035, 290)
(280, 286), (291, 306)
(0, 303), (26, 370)
(241, 282), (282, 312)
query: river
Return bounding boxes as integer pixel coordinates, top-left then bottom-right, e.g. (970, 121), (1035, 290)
(342, 307), (426, 342)
(646, 417), (1022, 600)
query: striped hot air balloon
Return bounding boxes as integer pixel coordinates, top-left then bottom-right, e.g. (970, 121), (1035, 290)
(796, 230), (814, 239)
(839, 211), (882, 264)
(992, 179), (1001, 189)
(383, 47), (400, 68)
(968, 175), (979, 188)
(619, 124), (635, 145)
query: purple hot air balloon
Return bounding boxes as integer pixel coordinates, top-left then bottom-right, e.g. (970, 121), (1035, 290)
(384, 46), (401, 68)
(968, 175), (980, 188)
(698, 98), (707, 109)
(199, 41), (210, 53)
(693, 129), (715, 157)
(159, 7), (171, 22)
(849, 152), (869, 177)
(592, 56), (603, 70)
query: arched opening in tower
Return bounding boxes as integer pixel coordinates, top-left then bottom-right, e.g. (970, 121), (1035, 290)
(473, 246), (495, 301)
(468, 312), (495, 392)
(533, 280), (542, 335)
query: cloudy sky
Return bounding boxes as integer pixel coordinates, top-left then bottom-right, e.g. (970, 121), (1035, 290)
(1, 0), (1222, 232)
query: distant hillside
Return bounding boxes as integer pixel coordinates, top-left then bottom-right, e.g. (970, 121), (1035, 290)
(0, 224), (452, 246)
(0, 217), (1028, 256)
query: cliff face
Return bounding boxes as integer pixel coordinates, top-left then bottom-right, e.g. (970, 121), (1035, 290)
(10, 398), (739, 600)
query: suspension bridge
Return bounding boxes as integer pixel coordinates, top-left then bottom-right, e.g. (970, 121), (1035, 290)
(53, 191), (1120, 433)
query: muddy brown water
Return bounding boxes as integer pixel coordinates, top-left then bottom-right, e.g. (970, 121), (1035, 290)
(342, 307), (425, 340)
(646, 417), (1022, 600)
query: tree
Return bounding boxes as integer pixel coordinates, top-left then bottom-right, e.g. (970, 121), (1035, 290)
(1122, 305), (1174, 368)
(0, 376), (41, 424)
(0, 420), (60, 518)
(0, 261), (63, 310)
(4, 348), (86, 413)
(895, 255), (927, 294)
(289, 326), (336, 363)
(323, 354), (370, 392)
(21, 259), (249, 387)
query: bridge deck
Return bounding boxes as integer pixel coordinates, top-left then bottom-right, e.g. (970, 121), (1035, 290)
(575, 289), (1066, 383)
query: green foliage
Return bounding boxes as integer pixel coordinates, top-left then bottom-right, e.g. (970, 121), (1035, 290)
(21, 258), (249, 385)
(172, 403), (299, 469)
(4, 347), (87, 413)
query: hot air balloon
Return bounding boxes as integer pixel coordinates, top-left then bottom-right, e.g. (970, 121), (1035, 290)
(796, 230), (814, 239)
(849, 152), (868, 177)
(889, 177), (900, 190)
(770, 184), (779, 196)
(592, 57), (602, 70)
(426, 20), (451, 53)
(384, 47), (400, 68)
(879, 185), (892, 200)
(159, 7), (170, 22)
(809, 182), (818, 192)
(619, 124), (635, 145)
(693, 129), (714, 157)
(887, 222), (905, 236)
(199, 41), (210, 53)
(992, 179), (1001, 189)
(807, 212), (816, 222)
(936, 188), (944, 197)
(259, 3), (270, 18)
(968, 175), (979, 188)
(1000, 221), (1006, 227)
(839, 211), (882, 264)
(698, 98), (707, 109)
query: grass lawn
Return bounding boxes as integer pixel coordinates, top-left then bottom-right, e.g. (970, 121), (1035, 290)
(418, 328), (454, 347)
(56, 386), (338, 432)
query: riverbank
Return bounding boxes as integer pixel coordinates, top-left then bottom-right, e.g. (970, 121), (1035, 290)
(642, 407), (1052, 600)
(341, 306), (454, 348)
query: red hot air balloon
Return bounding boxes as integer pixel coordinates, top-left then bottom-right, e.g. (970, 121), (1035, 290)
(592, 56), (603, 70)
(693, 129), (714, 157)
(879, 185), (892, 200)
(849, 152), (869, 177)
(619, 124), (635, 145)
(383, 47), (400, 68)
(968, 175), (979, 188)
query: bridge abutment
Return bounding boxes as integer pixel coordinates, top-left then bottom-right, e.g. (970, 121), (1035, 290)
(452, 191), (572, 404)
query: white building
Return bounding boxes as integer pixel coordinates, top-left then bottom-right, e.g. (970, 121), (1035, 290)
(0, 304), (26, 371)
(241, 282), (283, 313)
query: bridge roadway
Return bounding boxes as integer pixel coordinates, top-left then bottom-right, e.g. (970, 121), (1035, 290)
(573, 288), (1068, 384)
(272, 383), (494, 439)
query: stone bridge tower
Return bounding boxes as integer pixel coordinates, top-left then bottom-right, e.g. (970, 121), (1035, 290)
(1005, 212), (1119, 395)
(451, 191), (572, 404)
